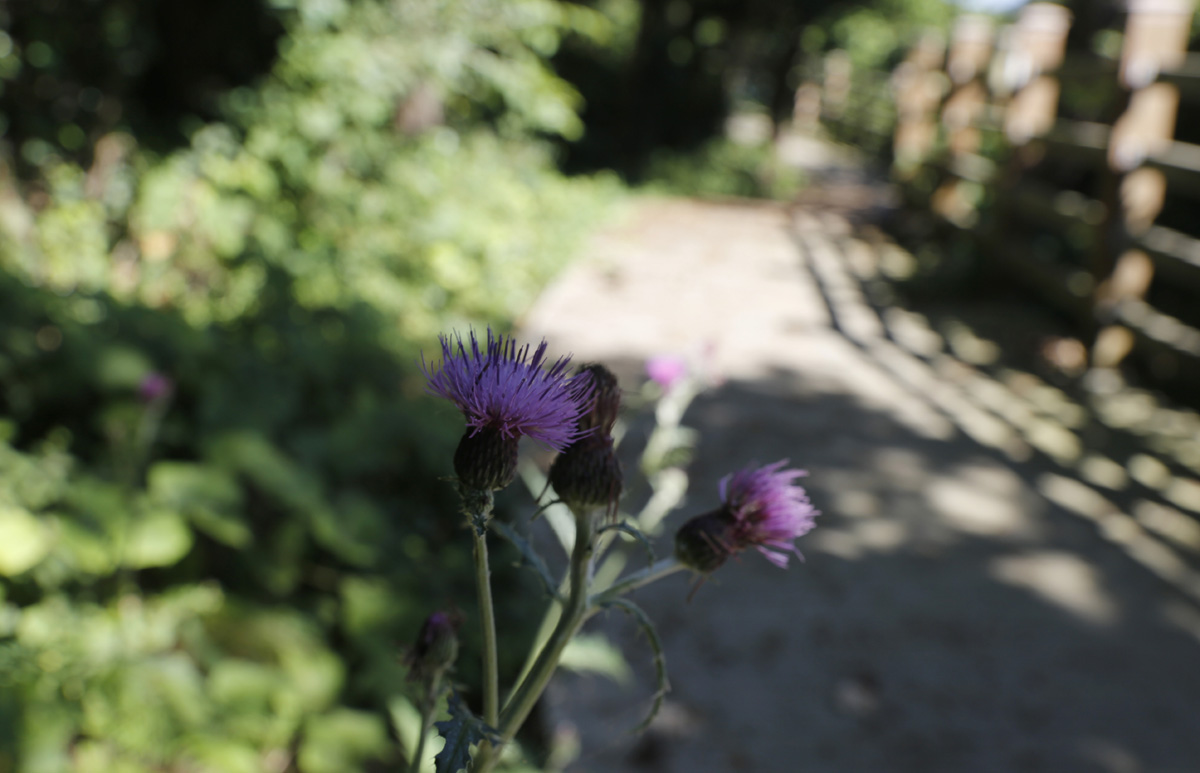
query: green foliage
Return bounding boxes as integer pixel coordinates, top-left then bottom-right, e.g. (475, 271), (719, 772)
(433, 692), (498, 773)
(821, 0), (955, 73)
(642, 136), (806, 201)
(0, 0), (619, 771)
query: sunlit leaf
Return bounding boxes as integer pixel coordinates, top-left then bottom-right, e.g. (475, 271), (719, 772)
(0, 505), (53, 576)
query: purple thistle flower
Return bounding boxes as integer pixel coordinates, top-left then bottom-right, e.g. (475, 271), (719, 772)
(422, 328), (591, 490)
(675, 460), (818, 573)
(645, 354), (688, 392)
(138, 372), (173, 403)
(720, 460), (818, 567)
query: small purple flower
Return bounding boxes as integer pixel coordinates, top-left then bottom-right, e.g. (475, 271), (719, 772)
(409, 610), (463, 681)
(721, 461), (818, 567)
(675, 460), (818, 573)
(138, 372), (173, 403)
(422, 328), (591, 490)
(645, 354), (688, 392)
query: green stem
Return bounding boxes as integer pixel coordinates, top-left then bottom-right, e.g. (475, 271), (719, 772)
(587, 557), (685, 616)
(476, 513), (594, 773)
(472, 526), (500, 728)
(459, 486), (499, 731)
(409, 670), (443, 773)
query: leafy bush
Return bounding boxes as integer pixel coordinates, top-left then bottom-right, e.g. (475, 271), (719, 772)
(641, 135), (805, 200)
(0, 0), (621, 770)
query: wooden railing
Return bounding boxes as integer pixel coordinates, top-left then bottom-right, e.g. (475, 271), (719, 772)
(824, 1), (1200, 397)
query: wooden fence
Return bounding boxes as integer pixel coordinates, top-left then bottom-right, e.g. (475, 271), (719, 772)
(824, 0), (1200, 398)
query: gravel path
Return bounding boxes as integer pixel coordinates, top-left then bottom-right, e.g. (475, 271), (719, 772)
(519, 144), (1200, 773)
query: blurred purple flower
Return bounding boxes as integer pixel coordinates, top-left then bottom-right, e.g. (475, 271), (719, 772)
(409, 610), (462, 680)
(721, 460), (818, 567)
(645, 354), (688, 392)
(138, 372), (173, 403)
(675, 460), (818, 573)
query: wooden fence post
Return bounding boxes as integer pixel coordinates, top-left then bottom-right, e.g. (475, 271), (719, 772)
(931, 16), (994, 224)
(891, 30), (946, 177)
(1093, 0), (1196, 371)
(1003, 2), (1073, 147)
(823, 49), (854, 121)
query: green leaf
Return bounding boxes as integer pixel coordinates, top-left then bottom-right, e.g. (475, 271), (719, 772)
(389, 695), (437, 773)
(123, 509), (193, 568)
(559, 632), (632, 685)
(597, 598), (669, 733)
(434, 691), (497, 773)
(491, 520), (560, 601)
(148, 462), (250, 548)
(0, 504), (53, 576)
(298, 708), (390, 773)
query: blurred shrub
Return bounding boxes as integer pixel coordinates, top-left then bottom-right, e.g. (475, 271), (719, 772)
(803, 0), (955, 157)
(641, 135), (805, 200)
(0, 0), (620, 770)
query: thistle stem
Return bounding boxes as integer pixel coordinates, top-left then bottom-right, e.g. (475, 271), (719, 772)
(461, 487), (499, 729)
(472, 529), (500, 728)
(477, 513), (594, 773)
(587, 557), (685, 614)
(410, 670), (443, 773)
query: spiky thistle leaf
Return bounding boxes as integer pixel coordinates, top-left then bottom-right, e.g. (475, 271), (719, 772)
(598, 597), (669, 732)
(492, 520), (562, 602)
(434, 691), (499, 773)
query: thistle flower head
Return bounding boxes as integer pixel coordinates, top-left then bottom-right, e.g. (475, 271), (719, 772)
(721, 460), (818, 567)
(423, 328), (591, 490)
(645, 354), (688, 392)
(408, 610), (462, 681)
(675, 460), (818, 572)
(138, 372), (173, 403)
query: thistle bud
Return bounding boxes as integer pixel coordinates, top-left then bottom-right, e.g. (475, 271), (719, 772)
(549, 364), (623, 518)
(549, 434), (622, 518)
(410, 610), (461, 680)
(575, 363), (621, 435)
(454, 427), (519, 492)
(673, 508), (736, 574)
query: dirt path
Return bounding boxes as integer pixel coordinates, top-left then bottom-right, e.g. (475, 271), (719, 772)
(520, 146), (1200, 773)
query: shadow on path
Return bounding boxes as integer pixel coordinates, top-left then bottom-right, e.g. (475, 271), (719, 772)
(522, 179), (1200, 773)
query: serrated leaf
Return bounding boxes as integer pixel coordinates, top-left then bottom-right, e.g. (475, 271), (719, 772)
(122, 508), (193, 568)
(491, 520), (561, 601)
(597, 521), (655, 566)
(598, 598), (669, 733)
(434, 691), (497, 773)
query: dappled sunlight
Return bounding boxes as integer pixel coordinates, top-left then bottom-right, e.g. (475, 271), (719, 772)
(928, 466), (1037, 539)
(521, 182), (1200, 771)
(798, 204), (1200, 620)
(990, 551), (1119, 626)
(1133, 500), (1200, 554)
(1039, 473), (1200, 606)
